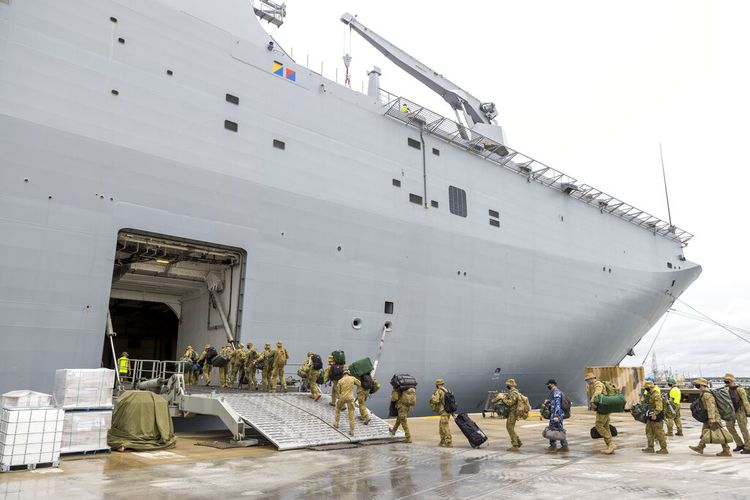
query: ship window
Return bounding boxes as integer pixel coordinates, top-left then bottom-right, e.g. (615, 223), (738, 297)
(407, 138), (421, 150)
(118, 37), (125, 44)
(224, 120), (238, 132)
(432, 148), (440, 156)
(489, 209), (499, 218)
(166, 69), (173, 76)
(273, 139), (285, 150)
(384, 301), (394, 314)
(111, 89), (119, 96)
(110, 17), (118, 23)
(489, 219), (500, 228)
(409, 193), (423, 205)
(448, 186), (467, 217)
(392, 179), (401, 187)
(667, 262), (673, 269)
(226, 93), (239, 105)
(431, 200), (439, 208)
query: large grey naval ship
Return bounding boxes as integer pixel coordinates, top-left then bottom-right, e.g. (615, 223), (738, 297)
(0, 0), (700, 416)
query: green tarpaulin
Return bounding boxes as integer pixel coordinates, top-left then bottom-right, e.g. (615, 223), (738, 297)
(107, 390), (176, 451)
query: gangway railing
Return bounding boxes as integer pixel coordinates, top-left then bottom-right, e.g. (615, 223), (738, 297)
(122, 359), (190, 389)
(380, 89), (694, 246)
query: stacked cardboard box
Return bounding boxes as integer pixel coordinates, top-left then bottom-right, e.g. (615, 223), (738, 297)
(0, 407), (63, 470)
(1, 391), (52, 409)
(61, 410), (112, 454)
(54, 369), (115, 409)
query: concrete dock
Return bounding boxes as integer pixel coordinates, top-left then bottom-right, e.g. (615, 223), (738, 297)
(1, 407), (749, 499)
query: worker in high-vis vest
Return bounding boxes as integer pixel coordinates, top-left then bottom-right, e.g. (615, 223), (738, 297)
(117, 352), (130, 377)
(666, 377), (683, 436)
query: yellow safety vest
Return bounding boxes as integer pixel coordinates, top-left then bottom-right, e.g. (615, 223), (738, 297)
(118, 357), (129, 374)
(669, 386), (681, 405)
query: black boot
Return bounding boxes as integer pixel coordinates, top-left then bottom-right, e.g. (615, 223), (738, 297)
(733, 445), (744, 452)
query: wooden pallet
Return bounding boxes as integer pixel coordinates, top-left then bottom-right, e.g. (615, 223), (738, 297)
(0, 460), (60, 473)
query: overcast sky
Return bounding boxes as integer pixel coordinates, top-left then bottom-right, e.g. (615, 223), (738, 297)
(265, 0), (750, 377)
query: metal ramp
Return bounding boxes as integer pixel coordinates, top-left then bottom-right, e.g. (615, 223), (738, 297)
(182, 389), (403, 450)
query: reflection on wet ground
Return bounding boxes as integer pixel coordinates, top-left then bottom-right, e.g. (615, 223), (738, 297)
(1, 410), (749, 499)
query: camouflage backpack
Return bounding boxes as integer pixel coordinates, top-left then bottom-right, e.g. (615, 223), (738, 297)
(401, 387), (417, 407)
(602, 381), (620, 396)
(516, 393), (531, 420)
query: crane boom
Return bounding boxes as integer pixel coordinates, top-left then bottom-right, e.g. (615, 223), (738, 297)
(341, 12), (499, 129)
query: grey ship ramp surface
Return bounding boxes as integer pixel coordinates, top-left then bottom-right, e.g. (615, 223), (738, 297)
(186, 389), (402, 450)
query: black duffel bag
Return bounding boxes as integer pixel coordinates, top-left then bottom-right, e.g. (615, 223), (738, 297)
(691, 397), (708, 423)
(590, 425), (618, 439)
(390, 373), (417, 391)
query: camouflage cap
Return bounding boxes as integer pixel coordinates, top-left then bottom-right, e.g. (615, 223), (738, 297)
(343, 365), (350, 374)
(307, 351), (314, 357)
(584, 372), (596, 380)
(724, 373), (736, 382)
(505, 378), (517, 387)
(644, 381), (655, 389)
(327, 355), (334, 362)
(205, 344), (211, 349)
(264, 342), (271, 348)
(238, 343), (244, 348)
(694, 377), (709, 387)
(435, 378), (445, 386)
(122, 352), (129, 356)
(276, 341), (283, 346)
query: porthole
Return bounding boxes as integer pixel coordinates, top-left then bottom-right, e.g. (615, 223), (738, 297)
(352, 317), (362, 330)
(384, 321), (392, 331)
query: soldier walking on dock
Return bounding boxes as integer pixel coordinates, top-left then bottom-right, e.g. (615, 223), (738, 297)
(689, 378), (732, 457)
(430, 378), (453, 448)
(642, 380), (668, 454)
(586, 372), (616, 455)
(723, 373), (750, 454)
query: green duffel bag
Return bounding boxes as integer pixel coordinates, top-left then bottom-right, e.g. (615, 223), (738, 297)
(349, 357), (374, 377)
(630, 402), (649, 423)
(331, 350), (346, 365)
(317, 371), (324, 385)
(540, 401), (551, 420)
(494, 400), (510, 418)
(595, 393), (626, 414)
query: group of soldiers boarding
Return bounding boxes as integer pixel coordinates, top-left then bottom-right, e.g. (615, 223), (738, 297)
(181, 341), (290, 392)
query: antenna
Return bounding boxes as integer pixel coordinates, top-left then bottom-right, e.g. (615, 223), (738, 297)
(659, 143), (673, 228)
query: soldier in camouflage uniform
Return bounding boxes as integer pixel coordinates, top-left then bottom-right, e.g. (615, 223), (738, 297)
(333, 367), (361, 436)
(270, 341), (289, 392)
(356, 376), (372, 425)
(243, 342), (259, 390)
(198, 344), (213, 386)
(430, 378), (453, 448)
(229, 343), (245, 387)
(585, 372), (616, 454)
(642, 380), (668, 454)
(723, 373), (750, 454)
(493, 378), (522, 451)
(218, 343), (232, 388)
(303, 352), (322, 401)
(182, 345), (198, 385)
(260, 343), (274, 391)
(690, 377), (732, 456)
(389, 386), (416, 443)
(324, 355), (339, 407)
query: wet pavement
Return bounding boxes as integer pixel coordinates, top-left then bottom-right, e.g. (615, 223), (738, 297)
(1, 407), (749, 499)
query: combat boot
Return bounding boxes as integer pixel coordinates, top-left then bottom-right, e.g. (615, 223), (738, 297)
(689, 445), (704, 455)
(667, 432), (674, 436)
(741, 448), (750, 454)
(641, 447), (655, 453)
(602, 442), (616, 455)
(676, 431), (684, 436)
(545, 446), (557, 453)
(656, 448), (669, 454)
(716, 448), (732, 457)
(388, 427), (396, 436)
(506, 446), (520, 452)
(732, 445), (744, 452)
(558, 446), (570, 452)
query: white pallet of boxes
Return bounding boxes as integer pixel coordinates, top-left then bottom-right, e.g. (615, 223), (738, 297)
(0, 391), (63, 472)
(54, 369), (115, 455)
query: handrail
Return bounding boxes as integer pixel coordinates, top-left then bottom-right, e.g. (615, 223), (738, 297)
(379, 89), (694, 246)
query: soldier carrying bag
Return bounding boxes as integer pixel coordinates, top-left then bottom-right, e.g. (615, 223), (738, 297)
(711, 387), (736, 421)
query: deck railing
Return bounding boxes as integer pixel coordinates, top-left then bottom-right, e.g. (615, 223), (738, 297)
(379, 89), (694, 246)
